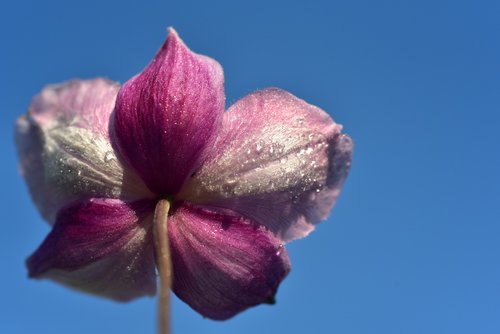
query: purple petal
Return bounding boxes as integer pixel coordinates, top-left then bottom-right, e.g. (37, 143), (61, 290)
(27, 198), (157, 302)
(15, 79), (152, 224)
(168, 203), (291, 320)
(112, 28), (225, 195)
(180, 88), (353, 242)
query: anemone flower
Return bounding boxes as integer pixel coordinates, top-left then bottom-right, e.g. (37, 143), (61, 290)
(16, 28), (353, 334)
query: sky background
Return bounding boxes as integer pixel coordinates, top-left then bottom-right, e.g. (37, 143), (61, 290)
(1, 0), (499, 333)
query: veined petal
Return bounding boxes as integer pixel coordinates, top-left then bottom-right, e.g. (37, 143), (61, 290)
(112, 28), (225, 195)
(180, 88), (353, 242)
(27, 198), (157, 302)
(168, 203), (290, 320)
(15, 79), (152, 224)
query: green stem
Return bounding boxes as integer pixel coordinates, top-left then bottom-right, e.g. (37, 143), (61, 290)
(153, 199), (172, 334)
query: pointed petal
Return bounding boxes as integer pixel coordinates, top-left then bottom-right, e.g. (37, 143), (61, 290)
(27, 198), (157, 302)
(15, 79), (152, 224)
(112, 28), (225, 195)
(168, 203), (290, 320)
(180, 88), (353, 242)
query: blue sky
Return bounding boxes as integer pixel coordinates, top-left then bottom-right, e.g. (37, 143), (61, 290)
(1, 0), (499, 333)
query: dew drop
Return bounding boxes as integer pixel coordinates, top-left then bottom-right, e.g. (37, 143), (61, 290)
(296, 118), (304, 125)
(104, 151), (115, 162)
(276, 244), (284, 256)
(256, 142), (263, 152)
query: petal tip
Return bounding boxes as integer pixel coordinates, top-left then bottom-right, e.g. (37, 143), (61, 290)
(163, 26), (188, 54)
(166, 26), (179, 39)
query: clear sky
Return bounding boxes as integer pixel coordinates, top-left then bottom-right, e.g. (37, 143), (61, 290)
(1, 0), (499, 333)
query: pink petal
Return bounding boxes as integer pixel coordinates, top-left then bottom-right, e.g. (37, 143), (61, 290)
(168, 203), (291, 320)
(15, 79), (152, 224)
(28, 78), (119, 137)
(112, 28), (225, 195)
(27, 198), (157, 302)
(180, 88), (353, 242)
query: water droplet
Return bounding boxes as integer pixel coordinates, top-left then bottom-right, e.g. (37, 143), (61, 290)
(256, 142), (263, 152)
(280, 157), (287, 164)
(77, 170), (82, 176)
(104, 151), (115, 162)
(276, 244), (284, 256)
(296, 118), (304, 125)
(269, 146), (274, 154)
(297, 148), (306, 157)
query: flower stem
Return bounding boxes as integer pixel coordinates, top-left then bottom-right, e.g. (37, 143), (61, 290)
(153, 199), (172, 334)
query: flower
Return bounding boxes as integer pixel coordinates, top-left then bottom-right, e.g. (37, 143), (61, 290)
(16, 28), (353, 321)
